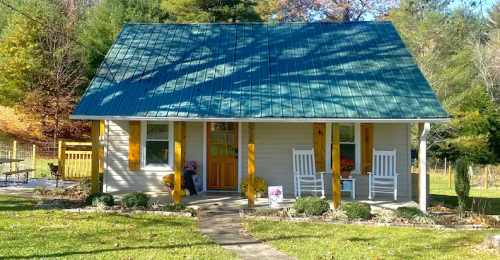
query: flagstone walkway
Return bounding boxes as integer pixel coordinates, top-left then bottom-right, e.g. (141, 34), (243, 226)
(196, 209), (296, 260)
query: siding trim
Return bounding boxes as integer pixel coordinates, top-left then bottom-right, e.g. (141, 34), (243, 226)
(202, 123), (207, 192)
(71, 115), (451, 123)
(238, 122), (242, 192)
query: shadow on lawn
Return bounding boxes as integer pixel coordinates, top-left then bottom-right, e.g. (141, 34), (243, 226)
(0, 244), (216, 260)
(430, 194), (500, 215)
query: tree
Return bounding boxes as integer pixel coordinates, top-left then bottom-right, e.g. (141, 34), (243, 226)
(161, 0), (262, 23)
(264, 0), (401, 22)
(454, 157), (470, 216)
(77, 0), (169, 74)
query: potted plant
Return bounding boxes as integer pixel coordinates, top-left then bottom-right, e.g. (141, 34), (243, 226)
(240, 177), (267, 198)
(161, 174), (186, 193)
(340, 157), (355, 178)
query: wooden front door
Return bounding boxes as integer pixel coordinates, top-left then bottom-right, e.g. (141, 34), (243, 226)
(207, 122), (238, 190)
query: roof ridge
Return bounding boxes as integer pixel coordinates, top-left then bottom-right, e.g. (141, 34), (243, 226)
(123, 21), (393, 26)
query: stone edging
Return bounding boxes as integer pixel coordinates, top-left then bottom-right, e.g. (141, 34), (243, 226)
(62, 208), (193, 217)
(239, 211), (494, 230)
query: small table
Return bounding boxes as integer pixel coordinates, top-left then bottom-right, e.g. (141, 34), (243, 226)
(341, 178), (356, 199)
(0, 158), (30, 186)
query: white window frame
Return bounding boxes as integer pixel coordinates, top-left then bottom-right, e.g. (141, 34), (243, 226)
(325, 123), (361, 174)
(140, 121), (174, 171)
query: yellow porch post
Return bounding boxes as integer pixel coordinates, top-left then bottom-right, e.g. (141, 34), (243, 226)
(174, 121), (184, 205)
(91, 120), (100, 194)
(248, 123), (255, 208)
(332, 123), (341, 209)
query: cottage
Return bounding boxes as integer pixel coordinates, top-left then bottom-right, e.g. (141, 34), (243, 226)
(71, 22), (449, 212)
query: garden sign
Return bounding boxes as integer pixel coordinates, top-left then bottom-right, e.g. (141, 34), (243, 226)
(268, 186), (283, 208)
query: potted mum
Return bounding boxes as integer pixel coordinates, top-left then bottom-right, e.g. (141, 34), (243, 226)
(161, 174), (186, 193)
(340, 157), (355, 178)
(240, 177), (267, 198)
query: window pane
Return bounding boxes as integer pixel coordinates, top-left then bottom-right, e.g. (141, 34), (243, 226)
(228, 145), (236, 155)
(340, 124), (355, 143)
(227, 123), (235, 131)
(211, 123), (218, 131)
(211, 145), (218, 156)
(227, 133), (235, 144)
(146, 141), (169, 165)
(218, 122), (226, 131)
(219, 145), (227, 156)
(147, 123), (168, 140)
(330, 143), (356, 171)
(211, 132), (218, 143)
(219, 133), (227, 143)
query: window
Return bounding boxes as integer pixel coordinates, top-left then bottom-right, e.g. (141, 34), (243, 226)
(327, 123), (361, 173)
(339, 124), (356, 167)
(141, 121), (173, 169)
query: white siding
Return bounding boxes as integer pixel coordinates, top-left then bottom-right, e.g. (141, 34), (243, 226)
(185, 122), (204, 185)
(104, 120), (173, 192)
(104, 120), (411, 199)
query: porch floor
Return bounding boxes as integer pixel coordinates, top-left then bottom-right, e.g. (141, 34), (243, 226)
(110, 192), (417, 212)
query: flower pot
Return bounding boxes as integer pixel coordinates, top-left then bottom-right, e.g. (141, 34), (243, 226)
(341, 171), (351, 178)
(256, 191), (262, 198)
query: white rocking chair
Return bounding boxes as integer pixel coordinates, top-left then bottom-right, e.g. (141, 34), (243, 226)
(368, 149), (398, 201)
(293, 148), (325, 198)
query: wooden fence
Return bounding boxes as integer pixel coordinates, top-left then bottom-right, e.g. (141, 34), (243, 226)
(58, 141), (103, 180)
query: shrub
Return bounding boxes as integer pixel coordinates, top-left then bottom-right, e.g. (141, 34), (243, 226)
(163, 203), (186, 212)
(413, 215), (436, 225)
(455, 158), (471, 216)
(34, 186), (45, 194)
(395, 207), (423, 220)
(239, 177), (267, 195)
(79, 173), (104, 194)
(373, 209), (396, 223)
(329, 209), (349, 223)
(85, 193), (114, 207)
(249, 207), (279, 216)
(339, 202), (372, 220)
(293, 197), (331, 216)
(121, 191), (150, 208)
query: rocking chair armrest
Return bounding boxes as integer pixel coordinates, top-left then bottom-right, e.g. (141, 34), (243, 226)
(367, 171), (372, 175)
(316, 171), (326, 175)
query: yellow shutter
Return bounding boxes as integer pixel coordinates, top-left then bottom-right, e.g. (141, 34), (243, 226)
(361, 123), (373, 175)
(99, 120), (105, 173)
(313, 123), (326, 172)
(129, 121), (141, 171)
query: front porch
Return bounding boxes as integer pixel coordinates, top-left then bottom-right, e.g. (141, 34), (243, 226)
(110, 191), (418, 212)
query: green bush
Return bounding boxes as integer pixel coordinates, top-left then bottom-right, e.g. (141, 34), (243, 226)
(121, 191), (150, 208)
(85, 193), (114, 207)
(455, 158), (470, 216)
(79, 173), (104, 194)
(163, 204), (186, 212)
(395, 207), (423, 220)
(339, 202), (372, 220)
(293, 197), (331, 216)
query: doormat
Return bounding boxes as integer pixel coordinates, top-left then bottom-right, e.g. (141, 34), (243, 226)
(205, 191), (242, 197)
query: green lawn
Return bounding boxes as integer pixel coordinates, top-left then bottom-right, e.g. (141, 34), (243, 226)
(246, 220), (500, 260)
(0, 195), (236, 259)
(430, 174), (500, 215)
(33, 158), (58, 178)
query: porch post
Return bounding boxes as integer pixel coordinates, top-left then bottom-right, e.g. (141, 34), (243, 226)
(419, 123), (430, 212)
(91, 120), (100, 194)
(332, 123), (341, 209)
(248, 123), (255, 208)
(174, 121), (184, 205)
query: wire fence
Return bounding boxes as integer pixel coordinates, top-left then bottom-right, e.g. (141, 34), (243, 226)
(0, 141), (58, 179)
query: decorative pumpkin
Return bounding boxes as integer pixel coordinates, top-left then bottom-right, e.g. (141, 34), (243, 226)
(185, 189), (190, 196)
(181, 190), (186, 196)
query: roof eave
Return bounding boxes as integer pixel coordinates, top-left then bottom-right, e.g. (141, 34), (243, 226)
(69, 115), (452, 123)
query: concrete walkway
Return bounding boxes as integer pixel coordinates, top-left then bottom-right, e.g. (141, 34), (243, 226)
(196, 209), (296, 260)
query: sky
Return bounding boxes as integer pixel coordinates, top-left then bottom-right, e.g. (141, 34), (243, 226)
(449, 0), (498, 16)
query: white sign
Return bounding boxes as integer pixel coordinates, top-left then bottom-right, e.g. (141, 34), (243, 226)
(268, 186), (284, 208)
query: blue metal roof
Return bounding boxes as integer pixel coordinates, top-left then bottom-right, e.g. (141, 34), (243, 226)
(72, 22), (449, 120)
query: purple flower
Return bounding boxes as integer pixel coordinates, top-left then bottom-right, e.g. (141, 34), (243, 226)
(184, 161), (197, 171)
(269, 188), (281, 196)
